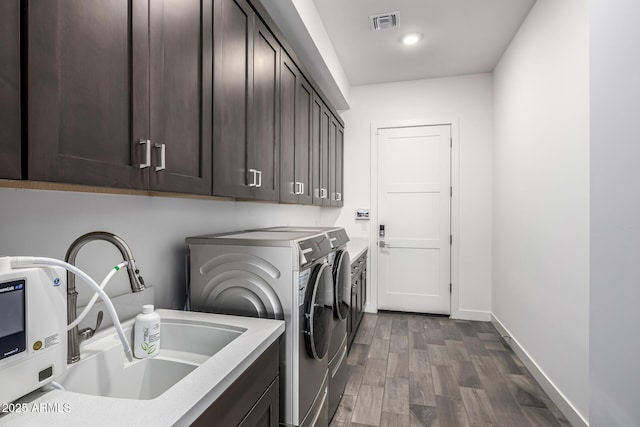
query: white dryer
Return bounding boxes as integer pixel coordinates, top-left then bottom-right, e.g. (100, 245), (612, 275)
(186, 230), (334, 427)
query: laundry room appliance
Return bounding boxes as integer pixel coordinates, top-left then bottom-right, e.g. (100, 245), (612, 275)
(261, 226), (350, 420)
(186, 230), (334, 427)
(0, 259), (67, 406)
(326, 228), (350, 420)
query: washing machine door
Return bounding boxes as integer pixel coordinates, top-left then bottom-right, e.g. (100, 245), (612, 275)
(333, 250), (351, 320)
(304, 262), (333, 360)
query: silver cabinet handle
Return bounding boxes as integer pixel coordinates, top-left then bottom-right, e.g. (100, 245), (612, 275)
(248, 169), (258, 187)
(294, 182), (304, 195)
(139, 139), (151, 169)
(336, 192), (342, 201)
(320, 188), (327, 199)
(256, 170), (262, 188)
(154, 143), (166, 171)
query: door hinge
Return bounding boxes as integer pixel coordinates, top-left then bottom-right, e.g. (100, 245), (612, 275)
(450, 283), (452, 293)
(450, 186), (453, 197)
(450, 137), (453, 148)
(450, 235), (452, 245)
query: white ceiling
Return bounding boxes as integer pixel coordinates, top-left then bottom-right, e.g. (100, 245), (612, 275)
(312, 0), (536, 86)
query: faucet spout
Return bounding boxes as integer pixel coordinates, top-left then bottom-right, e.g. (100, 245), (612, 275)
(65, 231), (146, 364)
(65, 232), (146, 294)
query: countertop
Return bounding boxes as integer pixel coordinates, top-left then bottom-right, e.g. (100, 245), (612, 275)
(0, 310), (284, 427)
(347, 237), (369, 262)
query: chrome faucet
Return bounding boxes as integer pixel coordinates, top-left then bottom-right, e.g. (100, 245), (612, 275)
(65, 231), (146, 363)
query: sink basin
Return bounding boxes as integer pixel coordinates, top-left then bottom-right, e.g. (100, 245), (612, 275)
(58, 316), (244, 400)
(60, 354), (197, 400)
(0, 309), (284, 427)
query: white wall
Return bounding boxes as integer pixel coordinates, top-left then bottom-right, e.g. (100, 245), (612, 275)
(0, 188), (329, 324)
(335, 74), (494, 320)
(492, 0), (589, 423)
(590, 0), (640, 425)
(258, 0), (351, 109)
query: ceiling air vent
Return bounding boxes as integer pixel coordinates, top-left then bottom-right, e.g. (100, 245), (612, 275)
(369, 12), (400, 31)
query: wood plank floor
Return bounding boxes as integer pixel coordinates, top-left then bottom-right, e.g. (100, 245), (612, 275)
(330, 312), (572, 427)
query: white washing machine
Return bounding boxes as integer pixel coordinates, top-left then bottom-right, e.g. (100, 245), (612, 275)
(186, 230), (335, 426)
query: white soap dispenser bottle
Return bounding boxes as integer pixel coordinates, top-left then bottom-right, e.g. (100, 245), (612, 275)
(134, 304), (161, 359)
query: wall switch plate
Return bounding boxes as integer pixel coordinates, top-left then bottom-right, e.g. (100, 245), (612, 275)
(355, 209), (370, 220)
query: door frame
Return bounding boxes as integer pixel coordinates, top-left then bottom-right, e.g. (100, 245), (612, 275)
(368, 117), (461, 318)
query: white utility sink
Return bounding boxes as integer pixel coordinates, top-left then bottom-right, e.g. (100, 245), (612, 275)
(59, 318), (243, 400)
(0, 310), (284, 426)
(61, 355), (197, 400)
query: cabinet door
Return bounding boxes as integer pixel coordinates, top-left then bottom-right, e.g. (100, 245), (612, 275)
(361, 258), (367, 309)
(0, 0), (21, 180)
(329, 117), (337, 207)
(250, 19), (280, 201)
(149, 0), (212, 195)
(350, 277), (359, 337)
(311, 94), (323, 206)
(332, 123), (344, 207)
(296, 78), (314, 205)
(320, 104), (331, 206)
(280, 52), (312, 205)
(28, 0), (149, 189)
(212, 0), (254, 198)
(192, 343), (279, 427)
(279, 52), (297, 204)
(239, 377), (279, 427)
(347, 273), (356, 348)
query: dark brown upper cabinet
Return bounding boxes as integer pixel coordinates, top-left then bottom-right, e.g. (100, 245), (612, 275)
(22, 0), (342, 205)
(279, 52), (312, 205)
(251, 19), (280, 201)
(331, 120), (344, 207)
(148, 0), (213, 195)
(312, 96), (343, 208)
(213, 0), (280, 201)
(0, 0), (21, 180)
(328, 117), (337, 207)
(311, 93), (331, 206)
(311, 94), (321, 205)
(27, 0), (212, 195)
(320, 99), (332, 207)
(296, 80), (314, 205)
(212, 0), (252, 199)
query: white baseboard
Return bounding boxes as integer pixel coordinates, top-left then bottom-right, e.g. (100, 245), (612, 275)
(364, 305), (491, 320)
(451, 309), (492, 322)
(363, 303), (377, 314)
(490, 313), (588, 427)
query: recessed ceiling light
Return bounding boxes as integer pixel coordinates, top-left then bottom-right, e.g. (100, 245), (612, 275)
(402, 33), (422, 46)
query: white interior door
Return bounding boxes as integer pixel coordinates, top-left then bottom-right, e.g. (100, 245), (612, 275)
(377, 125), (451, 314)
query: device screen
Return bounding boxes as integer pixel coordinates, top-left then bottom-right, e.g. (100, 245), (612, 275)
(0, 279), (26, 360)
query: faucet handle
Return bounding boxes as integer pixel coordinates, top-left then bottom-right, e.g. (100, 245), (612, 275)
(78, 310), (103, 342)
(94, 310), (104, 331)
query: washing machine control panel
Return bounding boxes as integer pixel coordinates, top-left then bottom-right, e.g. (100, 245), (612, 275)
(327, 229), (349, 249)
(297, 235), (332, 267)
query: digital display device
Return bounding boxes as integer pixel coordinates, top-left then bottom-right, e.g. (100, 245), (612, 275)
(0, 279), (26, 360)
(0, 264), (67, 406)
